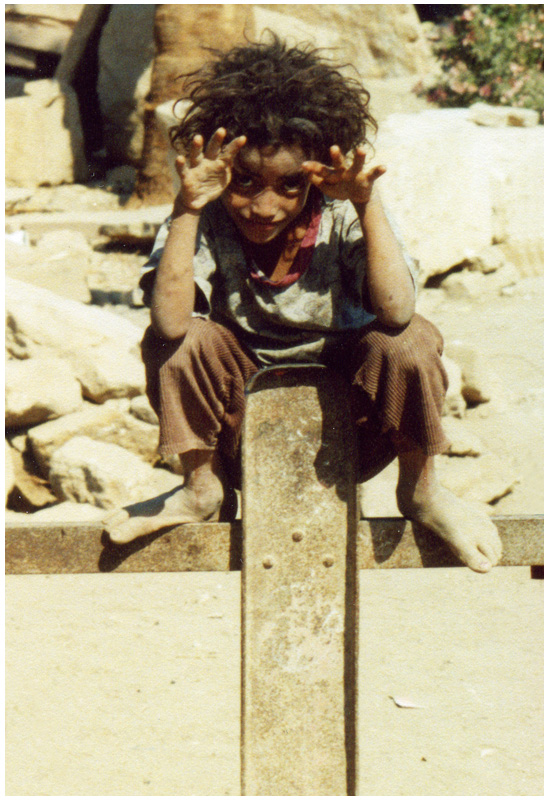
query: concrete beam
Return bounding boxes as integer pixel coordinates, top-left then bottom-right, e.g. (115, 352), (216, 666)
(5, 516), (543, 576)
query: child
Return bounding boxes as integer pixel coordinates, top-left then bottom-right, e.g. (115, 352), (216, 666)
(105, 36), (501, 573)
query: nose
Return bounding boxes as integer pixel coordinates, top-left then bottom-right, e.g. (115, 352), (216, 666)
(250, 188), (278, 220)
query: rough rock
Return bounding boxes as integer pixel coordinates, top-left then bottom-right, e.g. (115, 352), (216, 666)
(441, 354), (466, 419)
(5, 5), (84, 54)
(376, 110), (493, 284)
(5, 232), (94, 304)
(5, 79), (87, 187)
(5, 204), (173, 242)
(467, 102), (540, 128)
(97, 5), (156, 164)
(16, 500), (107, 523)
(6, 278), (146, 402)
(86, 257), (143, 307)
(48, 436), (180, 509)
(7, 446), (58, 511)
(483, 125), (544, 276)
(27, 398), (160, 477)
(360, 445), (517, 518)
(130, 394), (158, 426)
(6, 442), (16, 505)
(444, 343), (493, 405)
(435, 452), (519, 505)
(6, 356), (83, 428)
(5, 182), (123, 216)
(441, 417), (483, 457)
(456, 245), (507, 275)
(415, 288), (446, 320)
(252, 5), (436, 79)
(38, 228), (91, 253)
(376, 109), (543, 283)
(440, 263), (520, 300)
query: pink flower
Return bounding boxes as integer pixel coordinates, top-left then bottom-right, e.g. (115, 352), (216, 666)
(479, 84), (492, 98)
(462, 8), (475, 22)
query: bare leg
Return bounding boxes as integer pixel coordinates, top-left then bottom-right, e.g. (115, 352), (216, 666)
(396, 447), (502, 573)
(104, 449), (225, 545)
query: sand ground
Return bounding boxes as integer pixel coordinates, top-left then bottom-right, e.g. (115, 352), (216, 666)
(5, 567), (543, 796)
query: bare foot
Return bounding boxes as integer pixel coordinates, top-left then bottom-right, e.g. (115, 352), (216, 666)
(104, 449), (224, 545)
(397, 482), (502, 572)
(396, 449), (502, 573)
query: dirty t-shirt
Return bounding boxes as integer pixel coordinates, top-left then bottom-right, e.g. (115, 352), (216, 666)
(140, 196), (416, 366)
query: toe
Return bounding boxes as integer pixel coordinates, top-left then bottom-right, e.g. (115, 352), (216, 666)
(479, 540), (501, 567)
(102, 509), (132, 543)
(479, 523), (503, 566)
(468, 551), (493, 573)
(453, 539), (493, 573)
(103, 509), (129, 527)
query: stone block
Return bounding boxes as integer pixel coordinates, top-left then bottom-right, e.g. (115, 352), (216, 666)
(251, 5), (436, 79)
(440, 263), (519, 300)
(5, 7), (81, 54)
(130, 395), (158, 426)
(376, 110), (493, 284)
(441, 354), (466, 418)
(435, 452), (519, 505)
(21, 500), (107, 523)
(5, 79), (87, 187)
(27, 398), (160, 477)
(6, 442), (16, 505)
(467, 102), (540, 128)
(6, 278), (145, 402)
(444, 343), (493, 405)
(442, 417), (483, 457)
(7, 446), (58, 511)
(6, 356), (83, 429)
(49, 436), (180, 509)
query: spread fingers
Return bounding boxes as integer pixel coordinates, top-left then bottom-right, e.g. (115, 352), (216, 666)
(204, 128), (227, 160)
(221, 134), (248, 163)
(188, 135), (204, 167)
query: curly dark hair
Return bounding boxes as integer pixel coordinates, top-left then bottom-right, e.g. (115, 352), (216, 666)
(170, 35), (377, 163)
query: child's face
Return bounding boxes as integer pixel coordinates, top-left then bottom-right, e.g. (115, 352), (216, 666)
(221, 144), (312, 244)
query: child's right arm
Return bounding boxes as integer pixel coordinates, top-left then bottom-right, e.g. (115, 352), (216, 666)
(151, 130), (246, 339)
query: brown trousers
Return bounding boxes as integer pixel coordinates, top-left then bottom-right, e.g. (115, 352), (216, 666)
(141, 314), (450, 484)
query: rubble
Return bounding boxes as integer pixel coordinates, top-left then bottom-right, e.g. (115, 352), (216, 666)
(27, 398), (160, 477)
(6, 278), (146, 401)
(48, 436), (180, 509)
(6, 356), (83, 428)
(444, 343), (495, 406)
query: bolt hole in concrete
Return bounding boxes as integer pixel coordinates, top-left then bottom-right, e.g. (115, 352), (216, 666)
(6, 566), (542, 795)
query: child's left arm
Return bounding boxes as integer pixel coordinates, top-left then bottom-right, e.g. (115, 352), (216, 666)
(303, 146), (415, 327)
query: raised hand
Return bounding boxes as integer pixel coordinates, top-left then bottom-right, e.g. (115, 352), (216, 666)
(302, 145), (386, 206)
(173, 128), (247, 216)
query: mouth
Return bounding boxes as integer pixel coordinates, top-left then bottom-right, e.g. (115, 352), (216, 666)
(245, 218), (280, 230)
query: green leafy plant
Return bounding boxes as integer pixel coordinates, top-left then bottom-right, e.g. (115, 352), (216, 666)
(417, 4), (544, 118)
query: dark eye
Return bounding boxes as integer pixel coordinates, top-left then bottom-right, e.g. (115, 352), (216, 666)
(282, 176), (306, 194)
(231, 172), (254, 190)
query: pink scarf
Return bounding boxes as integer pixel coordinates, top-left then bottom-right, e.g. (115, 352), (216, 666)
(246, 192), (323, 288)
